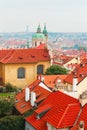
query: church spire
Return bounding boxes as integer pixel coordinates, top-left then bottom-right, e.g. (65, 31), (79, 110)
(37, 24), (41, 33)
(43, 24), (48, 36)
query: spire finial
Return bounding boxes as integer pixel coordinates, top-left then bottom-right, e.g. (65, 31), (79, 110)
(37, 24), (41, 33)
(43, 23), (48, 36)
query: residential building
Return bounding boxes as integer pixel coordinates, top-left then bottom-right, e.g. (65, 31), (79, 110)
(53, 55), (80, 71)
(64, 59), (87, 96)
(0, 48), (50, 88)
(15, 77), (51, 114)
(25, 91), (80, 130)
(71, 91), (87, 130)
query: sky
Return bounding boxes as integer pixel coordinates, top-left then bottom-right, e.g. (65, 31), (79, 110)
(0, 0), (87, 32)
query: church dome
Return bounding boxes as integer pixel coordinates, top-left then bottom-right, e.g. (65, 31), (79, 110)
(32, 33), (45, 39)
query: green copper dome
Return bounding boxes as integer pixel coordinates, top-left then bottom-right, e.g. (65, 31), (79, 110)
(32, 33), (45, 39)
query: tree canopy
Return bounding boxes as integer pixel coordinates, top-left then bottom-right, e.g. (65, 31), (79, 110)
(0, 100), (13, 118)
(45, 65), (68, 75)
(0, 116), (25, 130)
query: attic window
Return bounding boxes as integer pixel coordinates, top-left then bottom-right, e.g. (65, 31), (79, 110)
(20, 104), (26, 108)
(79, 121), (84, 128)
(36, 93), (41, 99)
(31, 55), (35, 58)
(72, 71), (77, 75)
(80, 63), (85, 67)
(79, 74), (85, 78)
(15, 99), (20, 103)
(36, 104), (51, 119)
(43, 54), (47, 57)
(18, 57), (23, 59)
(35, 97), (46, 106)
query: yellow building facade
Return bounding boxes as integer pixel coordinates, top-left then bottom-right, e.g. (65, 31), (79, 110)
(0, 49), (50, 88)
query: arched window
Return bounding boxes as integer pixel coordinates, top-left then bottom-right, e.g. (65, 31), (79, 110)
(35, 41), (37, 47)
(37, 65), (44, 74)
(17, 67), (25, 78)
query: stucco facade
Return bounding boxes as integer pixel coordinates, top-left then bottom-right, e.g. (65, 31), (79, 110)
(63, 57), (80, 70)
(47, 122), (69, 130)
(0, 61), (50, 88)
(25, 122), (35, 130)
(77, 77), (87, 96)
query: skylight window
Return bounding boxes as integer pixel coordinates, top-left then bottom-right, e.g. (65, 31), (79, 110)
(20, 104), (26, 108)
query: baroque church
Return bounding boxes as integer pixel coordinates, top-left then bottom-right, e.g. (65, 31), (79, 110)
(32, 24), (48, 48)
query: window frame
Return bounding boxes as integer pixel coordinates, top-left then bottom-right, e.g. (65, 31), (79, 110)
(17, 67), (25, 79)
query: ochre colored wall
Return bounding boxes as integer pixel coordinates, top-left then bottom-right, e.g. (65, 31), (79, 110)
(64, 58), (81, 68)
(77, 77), (87, 96)
(0, 63), (3, 77)
(65, 82), (72, 91)
(0, 63), (5, 83)
(3, 61), (50, 88)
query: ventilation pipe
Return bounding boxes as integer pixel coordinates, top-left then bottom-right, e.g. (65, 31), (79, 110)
(30, 92), (36, 106)
(25, 87), (30, 102)
(41, 76), (44, 82)
(79, 121), (84, 130)
(72, 77), (78, 92)
(79, 91), (87, 107)
(37, 74), (42, 81)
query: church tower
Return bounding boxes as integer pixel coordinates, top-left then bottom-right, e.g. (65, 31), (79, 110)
(37, 24), (41, 33)
(32, 24), (48, 48)
(43, 24), (48, 43)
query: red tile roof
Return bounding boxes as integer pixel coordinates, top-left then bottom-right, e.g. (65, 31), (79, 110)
(71, 104), (87, 130)
(15, 79), (50, 114)
(35, 104), (51, 114)
(25, 91), (80, 130)
(65, 59), (87, 85)
(0, 48), (50, 64)
(43, 75), (67, 89)
(36, 44), (46, 49)
(53, 55), (73, 65)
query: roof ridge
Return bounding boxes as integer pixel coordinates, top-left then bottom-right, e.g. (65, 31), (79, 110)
(56, 103), (79, 128)
(1, 49), (15, 63)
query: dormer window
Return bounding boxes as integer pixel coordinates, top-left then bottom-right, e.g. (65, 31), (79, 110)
(36, 108), (50, 119)
(35, 104), (51, 119)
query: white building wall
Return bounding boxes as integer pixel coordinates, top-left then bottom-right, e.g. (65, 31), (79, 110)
(47, 122), (70, 130)
(77, 77), (87, 96)
(39, 82), (52, 92)
(25, 121), (35, 130)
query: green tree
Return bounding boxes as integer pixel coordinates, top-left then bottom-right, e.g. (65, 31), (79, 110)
(0, 99), (13, 118)
(4, 83), (19, 92)
(0, 116), (25, 130)
(45, 65), (68, 75)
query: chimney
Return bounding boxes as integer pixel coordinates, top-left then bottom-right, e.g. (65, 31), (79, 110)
(79, 91), (87, 107)
(30, 92), (36, 106)
(79, 121), (84, 130)
(41, 76), (44, 82)
(25, 87), (30, 102)
(72, 77), (78, 92)
(37, 74), (42, 81)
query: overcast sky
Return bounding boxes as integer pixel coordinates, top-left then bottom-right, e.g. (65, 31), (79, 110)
(0, 0), (87, 32)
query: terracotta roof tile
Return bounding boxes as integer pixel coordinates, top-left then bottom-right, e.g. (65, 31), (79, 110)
(0, 48), (50, 64)
(71, 104), (87, 130)
(43, 75), (67, 89)
(25, 91), (80, 130)
(15, 80), (50, 114)
(65, 59), (87, 85)
(36, 44), (46, 49)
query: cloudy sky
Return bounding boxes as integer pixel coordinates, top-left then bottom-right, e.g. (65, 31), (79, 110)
(0, 0), (87, 32)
